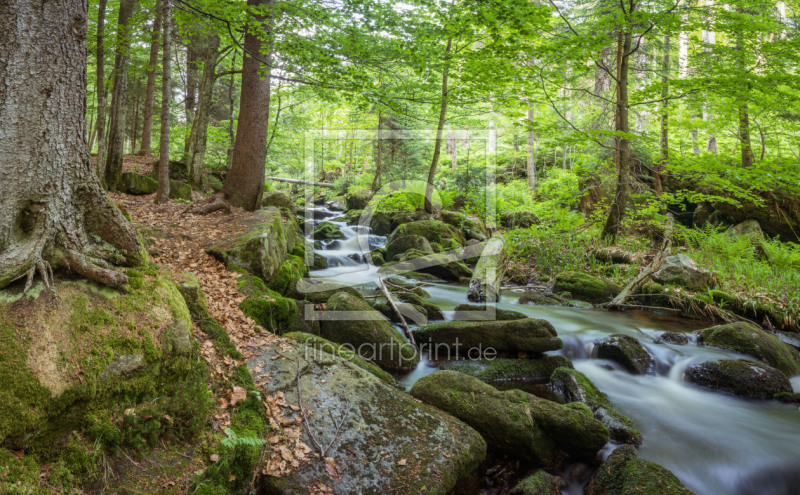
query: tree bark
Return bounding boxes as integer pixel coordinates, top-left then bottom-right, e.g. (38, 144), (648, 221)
(210, 0), (274, 212)
(139, 10), (162, 156)
(656, 34), (669, 196)
(527, 101), (536, 188)
(371, 111), (383, 193)
(186, 33), (222, 188)
(0, 0), (144, 290)
(602, 22), (633, 240)
(104, 0), (137, 190)
(95, 0), (108, 174)
(424, 36), (453, 214)
(155, 0), (171, 204)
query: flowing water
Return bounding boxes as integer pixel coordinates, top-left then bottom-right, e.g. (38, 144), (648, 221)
(303, 206), (800, 495)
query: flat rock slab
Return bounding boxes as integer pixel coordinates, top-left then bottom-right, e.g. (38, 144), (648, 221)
(248, 342), (486, 494)
(415, 318), (563, 355)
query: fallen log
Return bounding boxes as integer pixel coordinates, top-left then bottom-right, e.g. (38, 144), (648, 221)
(378, 278), (416, 346)
(266, 176), (335, 188)
(608, 213), (674, 310)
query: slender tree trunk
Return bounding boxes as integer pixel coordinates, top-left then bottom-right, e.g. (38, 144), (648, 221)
(527, 101), (536, 188)
(155, 0), (171, 204)
(371, 111), (383, 193)
(602, 23), (633, 240)
(216, 0), (273, 211)
(0, 0), (144, 290)
(104, 0), (137, 190)
(186, 33), (221, 187)
(736, 14), (754, 168)
(95, 0), (108, 175)
(129, 77), (141, 153)
(656, 34), (669, 196)
(424, 36), (453, 214)
(226, 50), (237, 165)
(139, 11), (161, 156)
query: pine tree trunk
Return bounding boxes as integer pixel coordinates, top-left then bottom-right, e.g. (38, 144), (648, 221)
(186, 33), (221, 188)
(139, 11), (162, 156)
(217, 0), (273, 211)
(155, 0), (172, 204)
(527, 101), (536, 188)
(602, 23), (633, 240)
(371, 111), (383, 193)
(0, 0), (144, 290)
(104, 0), (137, 190)
(424, 36), (453, 214)
(95, 0), (108, 174)
(656, 34), (669, 196)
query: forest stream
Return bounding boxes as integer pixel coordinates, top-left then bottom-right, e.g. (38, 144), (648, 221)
(305, 205), (800, 495)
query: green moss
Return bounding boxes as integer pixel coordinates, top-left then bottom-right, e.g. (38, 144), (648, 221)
(698, 322), (800, 376)
(168, 180), (192, 200)
(240, 290), (298, 334)
(511, 470), (560, 495)
(312, 221), (344, 241)
(267, 254), (308, 296)
(594, 334), (654, 374)
(120, 172), (158, 194)
(587, 445), (692, 495)
(455, 303), (528, 320)
(285, 332), (395, 384)
(443, 356), (572, 382)
(388, 219), (466, 247)
(553, 271), (622, 303)
(415, 318), (562, 354)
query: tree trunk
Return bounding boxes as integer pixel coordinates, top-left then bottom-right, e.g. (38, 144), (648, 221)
(602, 24), (633, 240)
(527, 101), (536, 188)
(139, 11), (162, 156)
(95, 0), (108, 174)
(656, 34), (669, 196)
(371, 111), (383, 193)
(186, 33), (221, 188)
(216, 0), (273, 211)
(155, 0), (171, 204)
(129, 77), (141, 153)
(0, 0), (144, 290)
(739, 103), (754, 167)
(424, 36), (453, 214)
(104, 0), (137, 190)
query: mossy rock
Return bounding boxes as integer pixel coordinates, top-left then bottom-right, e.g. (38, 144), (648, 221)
(239, 290), (298, 334)
(388, 209), (432, 231)
(453, 304), (527, 321)
(415, 318), (563, 355)
(440, 210), (488, 241)
(311, 221), (345, 241)
(443, 356), (572, 382)
(369, 252), (385, 266)
(501, 210), (540, 229)
(655, 332), (690, 345)
(249, 342), (486, 494)
(774, 392), (800, 404)
(388, 219), (466, 247)
(207, 210), (297, 284)
(293, 279), (363, 304)
(518, 292), (569, 306)
(380, 251), (472, 281)
(168, 180), (192, 201)
(385, 234), (433, 262)
(550, 367), (641, 445)
(261, 191), (296, 213)
(585, 445), (693, 495)
(320, 292), (419, 371)
(120, 172), (158, 195)
(267, 254), (309, 296)
(593, 334), (654, 375)
(685, 359), (792, 400)
(396, 292), (445, 321)
(340, 210), (392, 235)
(372, 302), (428, 325)
(410, 371), (609, 465)
(285, 332), (395, 384)
(697, 322), (800, 376)
(175, 272), (207, 317)
(0, 275), (198, 450)
(345, 188), (371, 210)
(553, 271), (621, 304)
(511, 470), (561, 495)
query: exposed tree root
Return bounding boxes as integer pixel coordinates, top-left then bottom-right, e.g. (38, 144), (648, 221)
(65, 250), (129, 288)
(185, 192), (231, 215)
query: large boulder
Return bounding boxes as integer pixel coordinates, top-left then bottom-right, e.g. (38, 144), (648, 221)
(207, 210), (298, 283)
(653, 254), (711, 290)
(312, 221), (345, 241)
(410, 371), (609, 465)
(729, 219), (763, 238)
(443, 356), (572, 383)
(593, 334), (655, 375)
(340, 209), (392, 236)
(262, 191), (296, 213)
(453, 304), (527, 321)
(380, 250), (472, 281)
(440, 210), (488, 241)
(388, 219), (466, 247)
(320, 292), (419, 371)
(249, 343), (486, 494)
(414, 318), (563, 355)
(585, 445), (693, 495)
(511, 471), (562, 495)
(120, 171), (158, 194)
(501, 210), (540, 229)
(697, 322), (800, 376)
(345, 188), (371, 210)
(168, 179), (193, 200)
(385, 234), (433, 262)
(553, 271), (622, 303)
(685, 359), (792, 399)
(284, 332), (395, 384)
(550, 367), (641, 445)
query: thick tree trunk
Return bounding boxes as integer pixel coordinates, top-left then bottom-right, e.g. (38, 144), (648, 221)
(139, 11), (162, 156)
(104, 0), (137, 190)
(424, 36), (453, 214)
(602, 25), (633, 240)
(155, 0), (172, 204)
(186, 33), (221, 188)
(95, 0), (108, 174)
(527, 101), (536, 188)
(0, 0), (144, 290)
(215, 0), (273, 211)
